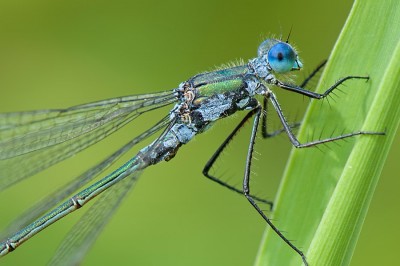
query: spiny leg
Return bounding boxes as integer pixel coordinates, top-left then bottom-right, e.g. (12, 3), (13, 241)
(267, 90), (384, 148)
(275, 75), (369, 99)
(261, 97), (300, 139)
(202, 108), (273, 208)
(262, 60), (339, 139)
(243, 106), (308, 266)
(251, 80), (383, 266)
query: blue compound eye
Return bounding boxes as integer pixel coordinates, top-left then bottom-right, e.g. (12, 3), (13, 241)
(267, 42), (297, 73)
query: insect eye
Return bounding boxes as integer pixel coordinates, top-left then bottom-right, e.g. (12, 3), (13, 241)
(267, 42), (297, 73)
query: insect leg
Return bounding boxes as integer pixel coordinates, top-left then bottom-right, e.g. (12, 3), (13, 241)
(202, 107), (273, 207)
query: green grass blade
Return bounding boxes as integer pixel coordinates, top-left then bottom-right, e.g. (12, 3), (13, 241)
(255, 1), (400, 265)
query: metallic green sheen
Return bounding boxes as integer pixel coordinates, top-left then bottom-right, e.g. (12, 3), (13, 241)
(190, 65), (248, 97)
(197, 78), (245, 97)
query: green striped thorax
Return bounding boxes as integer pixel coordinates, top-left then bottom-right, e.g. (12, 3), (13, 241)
(168, 39), (303, 148)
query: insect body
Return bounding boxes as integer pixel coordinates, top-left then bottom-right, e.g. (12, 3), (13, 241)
(0, 38), (382, 265)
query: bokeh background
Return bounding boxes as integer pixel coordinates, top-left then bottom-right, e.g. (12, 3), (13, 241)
(0, 1), (398, 265)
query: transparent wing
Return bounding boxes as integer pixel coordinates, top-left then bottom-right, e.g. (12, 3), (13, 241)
(0, 116), (170, 239)
(48, 169), (140, 266)
(0, 91), (176, 190)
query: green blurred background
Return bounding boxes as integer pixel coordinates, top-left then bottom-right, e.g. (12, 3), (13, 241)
(0, 1), (398, 265)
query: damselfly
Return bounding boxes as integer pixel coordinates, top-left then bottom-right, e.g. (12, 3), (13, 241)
(0, 38), (383, 265)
